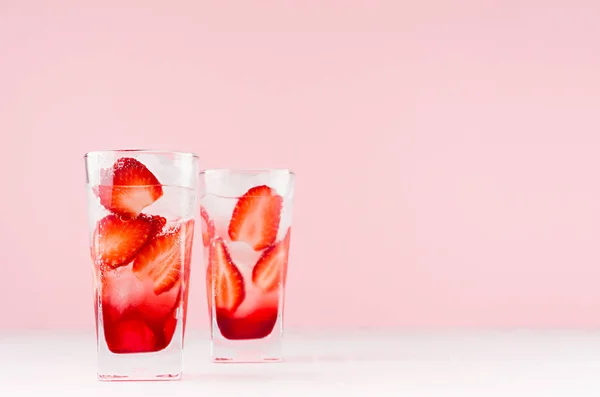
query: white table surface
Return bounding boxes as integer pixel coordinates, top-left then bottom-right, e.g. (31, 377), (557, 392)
(1, 329), (599, 396)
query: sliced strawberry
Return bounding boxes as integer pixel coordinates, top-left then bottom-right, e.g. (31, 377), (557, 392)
(207, 238), (245, 313)
(200, 207), (214, 246)
(92, 214), (155, 269)
(139, 213), (167, 239)
(228, 185), (283, 251)
(132, 228), (183, 295)
(252, 228), (291, 292)
(95, 157), (163, 217)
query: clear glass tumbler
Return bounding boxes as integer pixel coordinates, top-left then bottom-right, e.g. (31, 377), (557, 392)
(199, 169), (295, 362)
(85, 150), (198, 380)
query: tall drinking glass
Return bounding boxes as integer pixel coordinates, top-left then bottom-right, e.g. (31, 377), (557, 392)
(85, 150), (199, 380)
(199, 169), (295, 362)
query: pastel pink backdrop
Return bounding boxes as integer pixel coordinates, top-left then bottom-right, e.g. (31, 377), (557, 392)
(1, 1), (599, 330)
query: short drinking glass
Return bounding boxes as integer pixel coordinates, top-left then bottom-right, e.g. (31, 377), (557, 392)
(199, 169), (295, 362)
(85, 150), (198, 380)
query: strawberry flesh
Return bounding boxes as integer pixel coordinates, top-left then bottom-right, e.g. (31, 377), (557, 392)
(95, 157), (163, 217)
(252, 228), (291, 292)
(228, 185), (283, 251)
(139, 213), (167, 239)
(207, 238), (245, 314)
(93, 214), (155, 269)
(132, 227), (183, 295)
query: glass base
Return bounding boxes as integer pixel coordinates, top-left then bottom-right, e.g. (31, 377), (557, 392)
(211, 314), (283, 363)
(97, 316), (184, 381)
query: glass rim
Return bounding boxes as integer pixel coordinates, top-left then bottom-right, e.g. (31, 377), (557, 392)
(84, 149), (199, 160)
(200, 168), (295, 176)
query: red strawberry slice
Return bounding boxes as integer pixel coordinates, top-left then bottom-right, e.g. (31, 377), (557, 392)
(132, 228), (183, 295)
(102, 268), (179, 328)
(200, 207), (214, 246)
(207, 238), (245, 313)
(252, 228), (291, 292)
(228, 185), (283, 251)
(93, 214), (155, 269)
(95, 157), (163, 217)
(139, 213), (167, 239)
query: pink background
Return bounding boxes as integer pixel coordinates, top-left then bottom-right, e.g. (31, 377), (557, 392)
(1, 1), (599, 330)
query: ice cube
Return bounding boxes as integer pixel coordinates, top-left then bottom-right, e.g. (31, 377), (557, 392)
(203, 170), (294, 198)
(137, 282), (180, 324)
(254, 171), (295, 198)
(203, 170), (247, 197)
(227, 241), (263, 271)
(136, 152), (198, 189)
(102, 264), (180, 324)
(101, 265), (146, 319)
(144, 185), (197, 221)
(200, 194), (237, 238)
